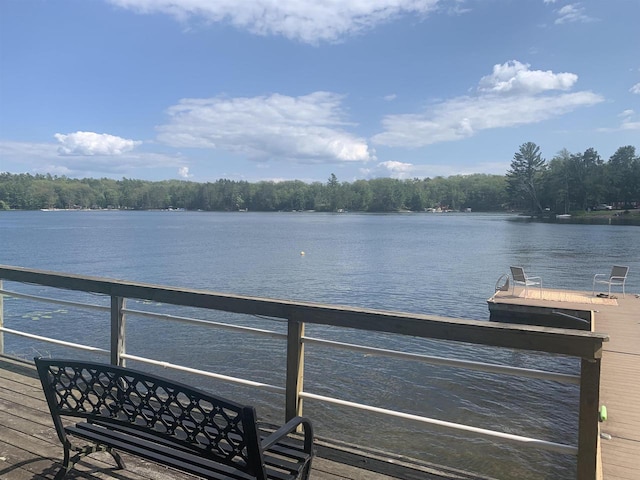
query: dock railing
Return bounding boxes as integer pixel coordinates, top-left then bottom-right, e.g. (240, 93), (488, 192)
(0, 265), (608, 479)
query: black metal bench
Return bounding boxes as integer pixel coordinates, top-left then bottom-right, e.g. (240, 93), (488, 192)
(34, 357), (314, 480)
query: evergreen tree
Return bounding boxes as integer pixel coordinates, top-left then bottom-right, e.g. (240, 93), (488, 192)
(506, 142), (546, 213)
(607, 146), (637, 207)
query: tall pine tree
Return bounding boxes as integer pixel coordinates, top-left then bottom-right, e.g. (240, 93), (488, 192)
(506, 142), (546, 213)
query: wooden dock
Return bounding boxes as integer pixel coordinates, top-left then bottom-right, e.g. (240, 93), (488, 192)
(489, 288), (640, 480)
(595, 293), (640, 480)
(0, 355), (488, 480)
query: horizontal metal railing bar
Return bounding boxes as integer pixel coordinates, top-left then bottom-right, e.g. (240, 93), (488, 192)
(0, 288), (110, 312)
(121, 353), (286, 394)
(553, 311), (591, 325)
(123, 308), (287, 339)
(302, 337), (581, 385)
(300, 391), (578, 455)
(0, 327), (109, 354)
(0, 265), (608, 358)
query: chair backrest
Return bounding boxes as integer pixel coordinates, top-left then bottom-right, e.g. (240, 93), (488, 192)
(611, 265), (629, 279)
(510, 266), (526, 283)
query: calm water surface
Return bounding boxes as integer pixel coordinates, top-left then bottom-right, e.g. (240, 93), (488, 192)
(1, 211), (638, 479)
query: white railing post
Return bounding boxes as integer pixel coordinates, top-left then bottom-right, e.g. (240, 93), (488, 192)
(111, 296), (126, 367)
(285, 313), (305, 422)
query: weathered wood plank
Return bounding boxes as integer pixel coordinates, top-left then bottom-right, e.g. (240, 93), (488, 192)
(0, 439), (52, 480)
(592, 297), (640, 480)
(285, 316), (305, 421)
(577, 358), (601, 480)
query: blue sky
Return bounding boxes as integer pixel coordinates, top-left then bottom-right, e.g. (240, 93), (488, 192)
(1, 0), (638, 184)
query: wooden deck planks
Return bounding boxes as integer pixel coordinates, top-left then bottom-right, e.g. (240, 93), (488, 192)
(595, 295), (640, 480)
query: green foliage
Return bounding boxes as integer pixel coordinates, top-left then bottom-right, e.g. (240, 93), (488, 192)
(506, 142), (546, 213)
(0, 172), (507, 212)
(607, 146), (637, 207)
(536, 145), (639, 212)
(1, 143), (636, 213)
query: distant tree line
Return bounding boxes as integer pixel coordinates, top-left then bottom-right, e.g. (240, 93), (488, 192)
(0, 144), (637, 213)
(507, 144), (639, 213)
(0, 172), (508, 212)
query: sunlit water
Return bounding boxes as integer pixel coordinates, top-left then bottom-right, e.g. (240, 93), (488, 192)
(1, 211), (638, 479)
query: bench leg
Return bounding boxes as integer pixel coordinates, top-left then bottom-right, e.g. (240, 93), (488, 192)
(54, 442), (125, 479)
(300, 458), (313, 480)
(107, 446), (126, 469)
(53, 444), (72, 480)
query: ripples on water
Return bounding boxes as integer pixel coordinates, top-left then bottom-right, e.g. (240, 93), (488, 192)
(1, 211), (638, 479)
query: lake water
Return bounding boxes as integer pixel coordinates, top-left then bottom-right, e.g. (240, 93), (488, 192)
(1, 211), (638, 479)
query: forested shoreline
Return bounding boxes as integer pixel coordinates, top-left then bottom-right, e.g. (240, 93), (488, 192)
(1, 144), (638, 213)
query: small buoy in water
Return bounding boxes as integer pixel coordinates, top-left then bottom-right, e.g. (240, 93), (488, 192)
(300, 251), (305, 256)
(599, 405), (607, 422)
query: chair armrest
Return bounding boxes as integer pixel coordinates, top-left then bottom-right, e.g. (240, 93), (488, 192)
(527, 276), (541, 282)
(610, 276), (626, 282)
(593, 273), (607, 281)
(261, 416), (314, 453)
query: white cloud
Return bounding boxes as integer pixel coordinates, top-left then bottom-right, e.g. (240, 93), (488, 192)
(178, 166), (192, 178)
(372, 61), (603, 147)
(158, 92), (375, 164)
(598, 110), (640, 132)
(378, 160), (414, 178)
(54, 131), (141, 156)
(362, 159), (509, 179)
(554, 3), (595, 24)
(478, 60), (577, 94)
(384, 93), (398, 101)
(630, 83), (640, 94)
(621, 121), (640, 131)
(444, 2), (471, 15)
(0, 139), (186, 178)
(107, 0), (440, 43)
(0, 140), (59, 160)
(619, 110), (640, 131)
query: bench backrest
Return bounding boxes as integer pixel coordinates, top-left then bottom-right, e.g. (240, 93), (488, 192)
(35, 357), (265, 478)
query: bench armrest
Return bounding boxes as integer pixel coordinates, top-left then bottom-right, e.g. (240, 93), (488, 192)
(261, 416), (314, 453)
